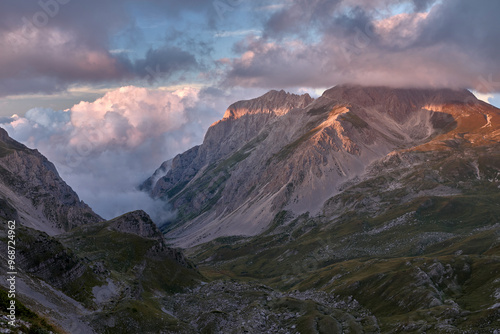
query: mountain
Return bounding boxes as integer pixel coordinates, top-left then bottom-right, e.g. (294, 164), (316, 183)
(0, 128), (203, 333)
(144, 85), (500, 332)
(141, 89), (313, 193)
(145, 85), (498, 247)
(0, 128), (102, 234)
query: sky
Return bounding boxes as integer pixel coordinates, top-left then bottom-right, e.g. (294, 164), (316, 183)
(0, 0), (499, 221)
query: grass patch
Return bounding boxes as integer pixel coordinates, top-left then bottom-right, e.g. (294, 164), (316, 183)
(0, 287), (59, 333)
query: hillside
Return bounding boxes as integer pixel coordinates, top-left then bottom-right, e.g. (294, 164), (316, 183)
(0, 129), (203, 333)
(144, 85), (500, 332)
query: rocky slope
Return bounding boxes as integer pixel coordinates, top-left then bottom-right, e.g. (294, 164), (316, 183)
(142, 90), (313, 194)
(0, 129), (203, 333)
(0, 209), (203, 333)
(0, 128), (102, 234)
(146, 85), (498, 248)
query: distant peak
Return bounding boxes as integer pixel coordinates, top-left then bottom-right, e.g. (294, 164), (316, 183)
(261, 89), (288, 97)
(222, 90), (313, 120)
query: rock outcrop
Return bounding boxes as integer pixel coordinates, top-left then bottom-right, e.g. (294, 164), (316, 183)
(109, 210), (164, 239)
(108, 210), (195, 268)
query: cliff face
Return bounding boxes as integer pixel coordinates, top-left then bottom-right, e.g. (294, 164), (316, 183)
(147, 90), (313, 198)
(145, 85), (500, 247)
(221, 89), (313, 119)
(0, 127), (102, 234)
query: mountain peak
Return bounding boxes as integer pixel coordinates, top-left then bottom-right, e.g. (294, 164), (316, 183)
(222, 90), (313, 120)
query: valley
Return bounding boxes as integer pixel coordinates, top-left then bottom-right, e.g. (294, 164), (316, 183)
(1, 85), (499, 333)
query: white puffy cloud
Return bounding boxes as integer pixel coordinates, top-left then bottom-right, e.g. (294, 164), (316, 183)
(68, 86), (196, 151)
(0, 86), (223, 221)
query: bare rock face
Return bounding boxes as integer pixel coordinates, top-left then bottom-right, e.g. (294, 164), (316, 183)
(144, 85), (500, 247)
(222, 89), (313, 119)
(0, 127), (102, 234)
(149, 90), (313, 198)
(140, 158), (172, 192)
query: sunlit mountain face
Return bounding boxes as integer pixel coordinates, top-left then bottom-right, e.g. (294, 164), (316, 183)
(1, 0), (500, 221)
(1, 0), (500, 333)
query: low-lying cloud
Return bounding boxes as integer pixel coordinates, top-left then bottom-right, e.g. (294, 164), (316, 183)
(0, 86), (224, 222)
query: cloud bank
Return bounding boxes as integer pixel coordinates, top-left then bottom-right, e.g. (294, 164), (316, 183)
(2, 0), (500, 98)
(0, 86), (226, 221)
(0, 0), (207, 97)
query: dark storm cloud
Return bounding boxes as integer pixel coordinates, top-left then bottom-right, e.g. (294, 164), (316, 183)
(130, 47), (199, 82)
(411, 0), (436, 12)
(413, 0), (500, 56)
(264, 0), (342, 38)
(262, 0), (435, 38)
(0, 116), (15, 124)
(223, 0), (500, 93)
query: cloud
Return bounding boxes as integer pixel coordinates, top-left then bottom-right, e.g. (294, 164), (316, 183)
(222, 0), (500, 93)
(474, 91), (494, 104)
(214, 29), (262, 38)
(0, 86), (225, 221)
(0, 0), (207, 97)
(4, 0), (497, 98)
(0, 25), (200, 97)
(131, 47), (199, 82)
(0, 83), (273, 221)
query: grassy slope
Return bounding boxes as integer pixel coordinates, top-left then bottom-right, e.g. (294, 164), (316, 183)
(0, 208), (62, 334)
(189, 146), (500, 332)
(58, 221), (203, 333)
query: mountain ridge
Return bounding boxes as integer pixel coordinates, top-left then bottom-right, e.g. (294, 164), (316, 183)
(0, 128), (203, 333)
(144, 89), (314, 197)
(221, 89), (313, 120)
(180, 86), (500, 333)
(0, 127), (102, 234)
(144, 84), (500, 247)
